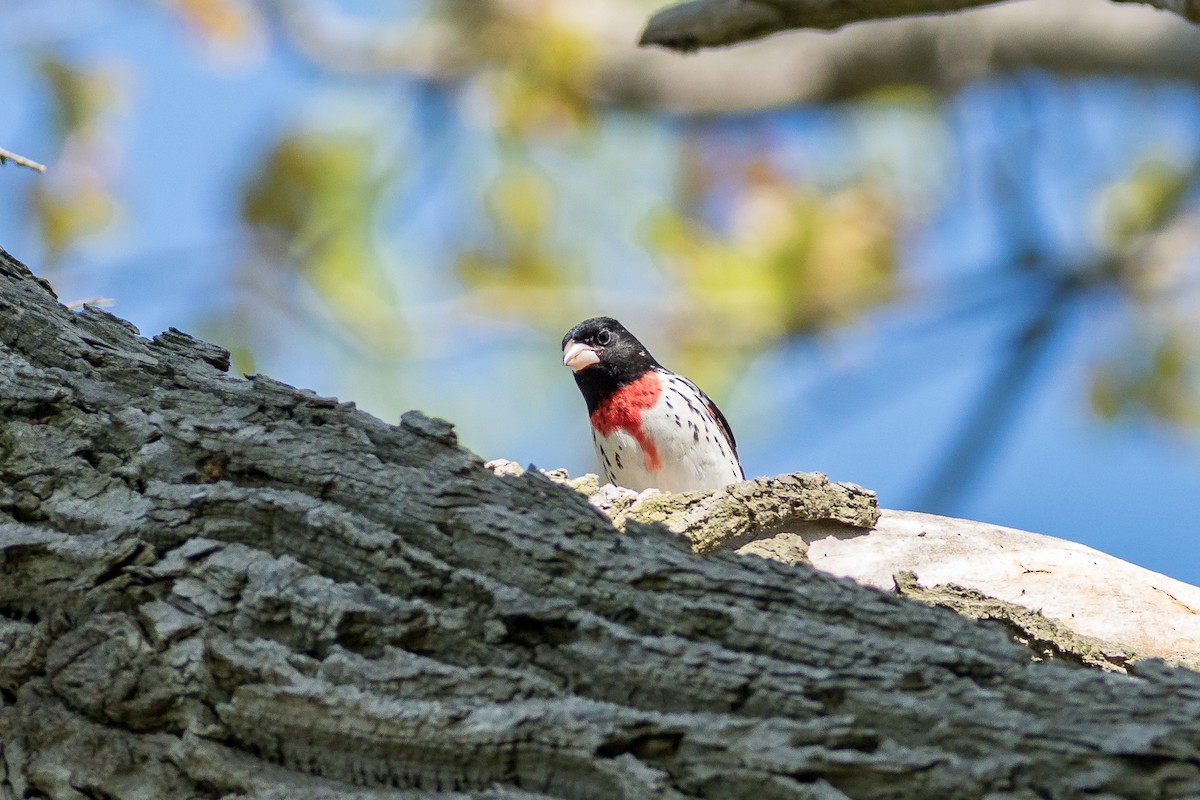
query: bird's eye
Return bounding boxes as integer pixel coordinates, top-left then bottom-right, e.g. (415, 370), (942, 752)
(597, 329), (612, 346)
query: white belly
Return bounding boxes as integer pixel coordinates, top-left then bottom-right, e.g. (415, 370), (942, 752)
(592, 373), (743, 493)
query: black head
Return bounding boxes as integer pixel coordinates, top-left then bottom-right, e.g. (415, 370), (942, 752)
(562, 317), (661, 413)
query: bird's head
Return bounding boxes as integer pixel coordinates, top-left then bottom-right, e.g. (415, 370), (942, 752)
(562, 317), (651, 373)
(561, 317), (660, 402)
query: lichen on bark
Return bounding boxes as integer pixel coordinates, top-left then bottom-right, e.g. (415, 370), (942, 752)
(491, 460), (879, 554)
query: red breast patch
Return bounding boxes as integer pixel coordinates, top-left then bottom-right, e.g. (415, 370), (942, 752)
(590, 372), (663, 471)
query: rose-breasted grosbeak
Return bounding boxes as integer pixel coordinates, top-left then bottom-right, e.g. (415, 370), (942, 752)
(562, 317), (744, 493)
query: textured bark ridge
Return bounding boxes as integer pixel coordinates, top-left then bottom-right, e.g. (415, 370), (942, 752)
(4, 245), (1200, 799)
(490, 461), (879, 554)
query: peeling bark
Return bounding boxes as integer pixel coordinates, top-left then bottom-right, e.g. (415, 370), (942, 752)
(808, 510), (1200, 670)
(3, 244), (1200, 798)
(892, 571), (1137, 672)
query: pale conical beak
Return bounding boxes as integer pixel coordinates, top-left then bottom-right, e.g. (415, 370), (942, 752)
(563, 340), (601, 372)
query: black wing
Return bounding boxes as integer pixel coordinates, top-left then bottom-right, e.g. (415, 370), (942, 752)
(675, 373), (742, 475)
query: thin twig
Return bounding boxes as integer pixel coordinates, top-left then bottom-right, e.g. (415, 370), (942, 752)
(65, 297), (115, 310)
(0, 146), (47, 174)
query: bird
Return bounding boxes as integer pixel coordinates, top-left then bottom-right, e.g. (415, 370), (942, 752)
(561, 317), (744, 493)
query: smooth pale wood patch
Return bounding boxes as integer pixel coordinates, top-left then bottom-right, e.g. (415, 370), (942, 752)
(803, 510), (1200, 668)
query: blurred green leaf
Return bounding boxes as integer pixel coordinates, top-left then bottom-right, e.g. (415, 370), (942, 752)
(1090, 323), (1200, 427)
(241, 132), (402, 351)
(476, 4), (600, 135)
(38, 56), (115, 137)
(456, 159), (582, 311)
(32, 182), (118, 256)
(647, 173), (899, 335)
(30, 55), (124, 259)
(1098, 158), (1192, 253)
(489, 163), (553, 244)
(646, 165), (899, 390)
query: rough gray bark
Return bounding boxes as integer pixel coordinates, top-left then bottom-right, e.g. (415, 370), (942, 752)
(641, 0), (1200, 50)
(3, 244), (1200, 799)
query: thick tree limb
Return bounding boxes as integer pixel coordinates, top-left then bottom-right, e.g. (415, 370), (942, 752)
(641, 0), (1200, 50)
(4, 244), (1200, 798)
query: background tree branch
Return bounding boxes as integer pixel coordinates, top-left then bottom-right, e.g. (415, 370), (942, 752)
(0, 147), (46, 174)
(640, 0), (1200, 51)
(265, 0), (1200, 113)
(628, 0), (1200, 110)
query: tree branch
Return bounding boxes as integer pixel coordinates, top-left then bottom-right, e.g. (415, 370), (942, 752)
(270, 0), (1200, 114)
(624, 0), (1200, 111)
(640, 0), (1002, 50)
(0, 146), (46, 174)
(641, 0), (1200, 51)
